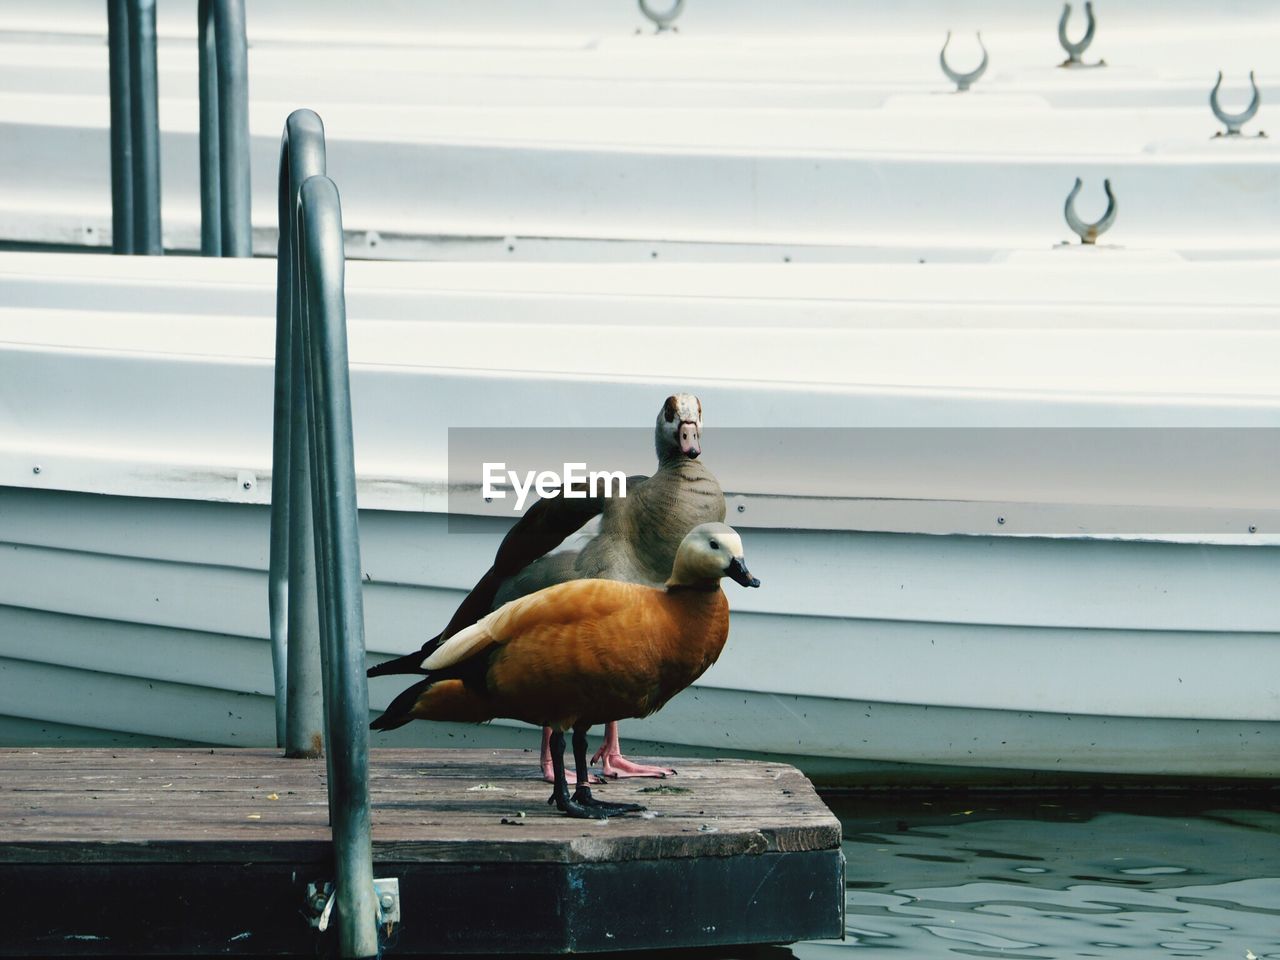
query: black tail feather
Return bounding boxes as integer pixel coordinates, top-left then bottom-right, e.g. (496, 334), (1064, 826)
(366, 636), (442, 678)
(369, 712), (412, 732)
(370, 676), (434, 731)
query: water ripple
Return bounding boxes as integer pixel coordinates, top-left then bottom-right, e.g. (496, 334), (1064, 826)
(794, 797), (1280, 959)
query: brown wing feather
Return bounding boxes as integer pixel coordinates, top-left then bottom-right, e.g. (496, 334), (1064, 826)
(485, 582), (676, 729)
(376, 578), (731, 733)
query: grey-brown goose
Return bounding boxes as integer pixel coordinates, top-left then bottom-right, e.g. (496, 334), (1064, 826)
(369, 393), (726, 780)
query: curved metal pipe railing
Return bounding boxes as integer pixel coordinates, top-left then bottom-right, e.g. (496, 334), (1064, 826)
(106, 0), (162, 255)
(108, 0), (250, 256)
(269, 110), (380, 959)
(198, 0), (252, 256)
(270, 109), (328, 755)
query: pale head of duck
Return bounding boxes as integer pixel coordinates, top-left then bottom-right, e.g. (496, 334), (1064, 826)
(655, 393), (703, 464)
(667, 522), (760, 590)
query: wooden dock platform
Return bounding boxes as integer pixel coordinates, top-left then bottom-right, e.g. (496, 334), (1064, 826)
(0, 748), (844, 956)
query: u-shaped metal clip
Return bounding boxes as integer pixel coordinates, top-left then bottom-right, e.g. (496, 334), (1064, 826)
(1210, 71), (1264, 138)
(1064, 178), (1116, 244)
(638, 0), (684, 32)
(940, 31), (988, 92)
(1058, 2), (1105, 68)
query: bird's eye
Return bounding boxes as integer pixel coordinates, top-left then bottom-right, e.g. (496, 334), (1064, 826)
(708, 539), (719, 550)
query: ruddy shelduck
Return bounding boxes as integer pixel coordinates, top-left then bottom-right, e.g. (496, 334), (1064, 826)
(370, 523), (759, 819)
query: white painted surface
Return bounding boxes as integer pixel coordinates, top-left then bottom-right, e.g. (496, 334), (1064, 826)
(2, 3), (1278, 777)
(2, 3), (1276, 256)
(3, 96), (1274, 257)
(2, 252), (1278, 527)
(0, 252), (1277, 777)
(1, 492), (1277, 777)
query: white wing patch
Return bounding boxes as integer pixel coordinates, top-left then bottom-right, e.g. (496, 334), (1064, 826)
(422, 612), (500, 671)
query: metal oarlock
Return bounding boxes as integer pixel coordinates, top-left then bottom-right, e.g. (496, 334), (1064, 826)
(1064, 178), (1117, 245)
(1210, 71), (1265, 138)
(1058, 2), (1105, 68)
(270, 109), (383, 959)
(639, 0), (684, 33)
(940, 32), (989, 92)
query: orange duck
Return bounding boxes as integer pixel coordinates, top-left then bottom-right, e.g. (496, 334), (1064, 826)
(370, 523), (759, 819)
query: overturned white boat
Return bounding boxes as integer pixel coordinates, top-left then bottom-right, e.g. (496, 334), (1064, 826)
(1, 249), (1277, 784)
(2, 0), (1277, 783)
(2, 1), (1277, 259)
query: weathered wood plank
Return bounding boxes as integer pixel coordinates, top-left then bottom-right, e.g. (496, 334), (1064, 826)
(0, 748), (842, 864)
(0, 748), (845, 955)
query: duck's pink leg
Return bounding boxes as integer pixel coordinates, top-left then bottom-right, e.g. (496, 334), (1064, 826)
(541, 726), (602, 784)
(590, 721), (676, 779)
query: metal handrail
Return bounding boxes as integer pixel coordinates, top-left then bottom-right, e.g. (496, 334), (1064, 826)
(270, 109), (328, 755)
(269, 110), (380, 959)
(106, 0), (162, 255)
(198, 0), (252, 256)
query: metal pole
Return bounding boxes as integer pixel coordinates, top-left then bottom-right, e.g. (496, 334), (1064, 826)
(300, 173), (379, 960)
(285, 283), (325, 756)
(267, 125), (292, 747)
(301, 214), (338, 816)
(197, 0), (222, 256)
(126, 0), (162, 254)
(213, 0), (252, 255)
(270, 110), (328, 755)
(106, 0), (135, 254)
(267, 249), (289, 747)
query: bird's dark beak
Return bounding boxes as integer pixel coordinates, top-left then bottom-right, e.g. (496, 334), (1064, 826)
(679, 421), (701, 459)
(725, 556), (760, 588)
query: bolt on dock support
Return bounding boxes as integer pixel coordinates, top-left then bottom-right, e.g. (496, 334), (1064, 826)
(269, 109), (382, 959)
(198, 0), (253, 256)
(106, 0), (162, 255)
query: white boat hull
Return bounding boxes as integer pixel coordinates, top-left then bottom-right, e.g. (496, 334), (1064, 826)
(2, 252), (1277, 783)
(3, 490), (1277, 782)
(3, 2), (1278, 259)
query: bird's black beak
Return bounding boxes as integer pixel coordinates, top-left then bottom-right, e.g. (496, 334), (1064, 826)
(725, 556), (760, 588)
(679, 421), (701, 459)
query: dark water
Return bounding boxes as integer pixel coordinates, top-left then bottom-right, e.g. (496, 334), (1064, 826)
(427, 793), (1279, 960)
(790, 794), (1280, 960)
(249, 791), (1279, 960)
